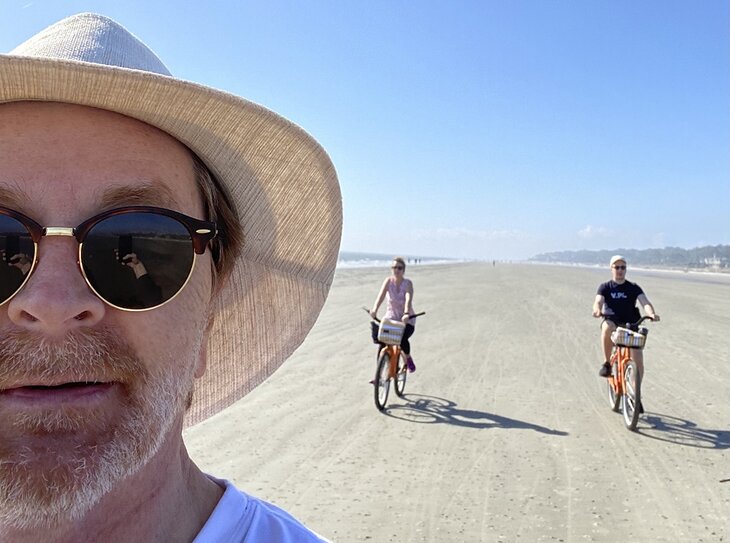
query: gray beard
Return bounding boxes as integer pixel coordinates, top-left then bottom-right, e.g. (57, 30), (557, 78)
(0, 328), (196, 529)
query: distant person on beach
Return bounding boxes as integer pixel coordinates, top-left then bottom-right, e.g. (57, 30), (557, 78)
(369, 257), (418, 372)
(592, 255), (660, 379)
(0, 13), (339, 542)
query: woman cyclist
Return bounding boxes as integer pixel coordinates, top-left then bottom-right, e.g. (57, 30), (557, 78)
(369, 257), (417, 372)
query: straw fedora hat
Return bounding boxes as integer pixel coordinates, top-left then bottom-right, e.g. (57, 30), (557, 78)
(0, 13), (342, 425)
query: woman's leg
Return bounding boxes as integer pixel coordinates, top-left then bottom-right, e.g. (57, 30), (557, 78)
(401, 324), (416, 371)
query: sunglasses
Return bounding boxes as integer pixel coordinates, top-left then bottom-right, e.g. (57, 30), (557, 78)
(0, 206), (216, 311)
(391, 265), (404, 271)
(612, 265), (626, 270)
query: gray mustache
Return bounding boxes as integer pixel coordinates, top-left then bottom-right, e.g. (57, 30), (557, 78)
(0, 328), (145, 386)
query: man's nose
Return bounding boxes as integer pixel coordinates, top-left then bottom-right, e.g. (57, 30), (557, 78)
(6, 238), (106, 334)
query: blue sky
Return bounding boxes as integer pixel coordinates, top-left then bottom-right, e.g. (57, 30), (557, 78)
(3, 1), (728, 260)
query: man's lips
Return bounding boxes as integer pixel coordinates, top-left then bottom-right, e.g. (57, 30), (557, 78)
(0, 381), (116, 403)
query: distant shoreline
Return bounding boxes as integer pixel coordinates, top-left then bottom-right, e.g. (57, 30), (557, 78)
(337, 254), (730, 280)
(337, 253), (467, 269)
(523, 261), (730, 286)
(525, 259), (729, 275)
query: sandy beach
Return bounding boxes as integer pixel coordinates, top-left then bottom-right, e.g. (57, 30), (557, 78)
(184, 263), (729, 542)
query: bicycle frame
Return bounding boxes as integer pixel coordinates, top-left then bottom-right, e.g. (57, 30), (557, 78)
(607, 344), (631, 399)
(365, 308), (425, 412)
(605, 315), (653, 431)
(381, 344), (401, 378)
(372, 332), (409, 412)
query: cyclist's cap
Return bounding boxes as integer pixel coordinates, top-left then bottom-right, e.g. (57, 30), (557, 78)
(610, 255), (627, 267)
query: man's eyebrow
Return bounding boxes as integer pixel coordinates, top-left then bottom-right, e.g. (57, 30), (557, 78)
(0, 186), (27, 209)
(0, 182), (180, 216)
(99, 182), (179, 209)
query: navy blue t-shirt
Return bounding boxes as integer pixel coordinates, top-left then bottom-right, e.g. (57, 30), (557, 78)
(597, 280), (644, 325)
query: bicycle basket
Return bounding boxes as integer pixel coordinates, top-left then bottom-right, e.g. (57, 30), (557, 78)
(611, 327), (647, 349)
(377, 318), (405, 345)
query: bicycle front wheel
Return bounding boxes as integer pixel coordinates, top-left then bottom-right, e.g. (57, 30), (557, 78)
(395, 355), (407, 397)
(607, 351), (621, 412)
(621, 359), (642, 431)
(374, 351), (390, 411)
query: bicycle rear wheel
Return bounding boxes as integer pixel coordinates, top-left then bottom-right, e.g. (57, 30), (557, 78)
(607, 351), (621, 412)
(395, 355), (407, 397)
(374, 351), (390, 411)
(621, 359), (641, 431)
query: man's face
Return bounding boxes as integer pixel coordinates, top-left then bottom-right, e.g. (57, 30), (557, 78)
(0, 102), (213, 527)
(611, 260), (627, 282)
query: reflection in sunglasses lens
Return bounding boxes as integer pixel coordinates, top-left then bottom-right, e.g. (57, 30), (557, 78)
(81, 212), (194, 309)
(0, 214), (35, 305)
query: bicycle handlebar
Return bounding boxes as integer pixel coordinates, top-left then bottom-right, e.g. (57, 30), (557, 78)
(599, 314), (656, 327)
(362, 307), (426, 323)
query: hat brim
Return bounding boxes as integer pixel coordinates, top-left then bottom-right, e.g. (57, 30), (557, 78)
(0, 55), (342, 425)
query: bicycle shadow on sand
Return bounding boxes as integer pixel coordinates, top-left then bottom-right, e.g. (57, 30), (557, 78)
(638, 412), (730, 449)
(384, 393), (568, 436)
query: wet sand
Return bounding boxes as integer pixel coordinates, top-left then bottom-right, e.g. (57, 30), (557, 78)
(184, 263), (729, 542)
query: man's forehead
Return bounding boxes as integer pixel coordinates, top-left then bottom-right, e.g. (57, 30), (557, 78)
(0, 102), (194, 161)
(0, 102), (200, 218)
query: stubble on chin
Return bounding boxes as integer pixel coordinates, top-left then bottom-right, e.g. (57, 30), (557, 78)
(0, 328), (196, 529)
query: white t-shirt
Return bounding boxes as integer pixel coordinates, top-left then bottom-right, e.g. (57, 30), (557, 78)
(193, 478), (330, 542)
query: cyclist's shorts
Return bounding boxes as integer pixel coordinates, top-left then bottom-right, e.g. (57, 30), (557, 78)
(601, 317), (619, 329)
(602, 317), (641, 330)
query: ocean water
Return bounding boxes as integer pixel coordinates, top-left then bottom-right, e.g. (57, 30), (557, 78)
(337, 251), (461, 269)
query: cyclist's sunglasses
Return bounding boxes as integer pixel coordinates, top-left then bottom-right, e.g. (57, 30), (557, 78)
(0, 206), (217, 311)
(391, 265), (404, 271)
(613, 265), (626, 270)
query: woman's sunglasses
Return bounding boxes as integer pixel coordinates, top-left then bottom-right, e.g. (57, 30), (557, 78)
(0, 206), (217, 311)
(391, 265), (404, 271)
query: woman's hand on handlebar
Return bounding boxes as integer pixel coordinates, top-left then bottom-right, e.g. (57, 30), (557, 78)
(402, 312), (425, 322)
(369, 309), (378, 320)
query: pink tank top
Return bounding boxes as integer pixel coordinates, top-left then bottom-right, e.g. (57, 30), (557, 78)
(384, 277), (415, 325)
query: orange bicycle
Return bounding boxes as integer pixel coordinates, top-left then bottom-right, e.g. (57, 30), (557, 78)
(605, 315), (655, 431)
(365, 309), (425, 411)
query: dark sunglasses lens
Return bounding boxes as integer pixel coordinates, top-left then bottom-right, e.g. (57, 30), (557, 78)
(0, 215), (35, 304)
(81, 213), (194, 309)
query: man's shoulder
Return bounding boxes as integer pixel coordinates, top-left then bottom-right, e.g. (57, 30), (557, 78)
(194, 478), (329, 543)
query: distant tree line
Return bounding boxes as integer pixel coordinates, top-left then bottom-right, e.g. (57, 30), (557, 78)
(530, 245), (730, 270)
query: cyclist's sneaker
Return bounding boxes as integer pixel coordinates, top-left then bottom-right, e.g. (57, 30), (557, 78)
(406, 356), (416, 373)
(598, 362), (611, 378)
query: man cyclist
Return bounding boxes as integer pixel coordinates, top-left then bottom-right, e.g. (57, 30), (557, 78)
(592, 255), (660, 380)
